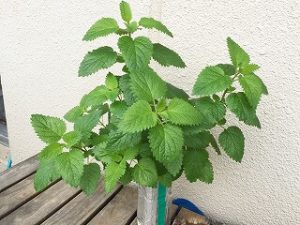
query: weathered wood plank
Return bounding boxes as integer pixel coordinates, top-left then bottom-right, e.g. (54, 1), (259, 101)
(0, 174), (36, 219)
(0, 181), (80, 225)
(41, 181), (122, 225)
(88, 186), (137, 225)
(0, 155), (39, 192)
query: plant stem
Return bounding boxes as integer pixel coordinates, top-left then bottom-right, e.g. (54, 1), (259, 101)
(221, 71), (240, 101)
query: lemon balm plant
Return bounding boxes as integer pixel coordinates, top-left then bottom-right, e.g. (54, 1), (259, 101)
(31, 0), (267, 218)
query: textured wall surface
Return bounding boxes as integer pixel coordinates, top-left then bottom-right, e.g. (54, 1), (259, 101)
(1, 0), (300, 224)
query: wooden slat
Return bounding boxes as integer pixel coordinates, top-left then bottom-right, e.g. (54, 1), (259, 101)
(0, 174), (36, 218)
(0, 155), (39, 192)
(88, 186), (137, 225)
(130, 218), (137, 225)
(0, 181), (80, 225)
(42, 181), (122, 225)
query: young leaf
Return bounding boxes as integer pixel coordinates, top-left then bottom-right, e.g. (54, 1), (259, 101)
(152, 43), (186, 68)
(226, 92), (261, 128)
(119, 100), (158, 133)
(192, 66), (232, 96)
(119, 75), (136, 105)
(133, 158), (158, 187)
(106, 130), (142, 151)
(118, 36), (153, 71)
(239, 74), (268, 108)
(64, 106), (85, 122)
(183, 149), (213, 183)
(79, 47), (118, 77)
(83, 18), (119, 41)
(166, 82), (189, 100)
(139, 17), (173, 37)
(105, 73), (118, 90)
(80, 163), (101, 195)
(130, 68), (167, 102)
(31, 114), (66, 144)
(104, 160), (126, 192)
(160, 98), (202, 125)
(57, 149), (84, 187)
(80, 85), (109, 108)
(240, 64), (260, 75)
(120, 1), (132, 23)
(227, 37), (250, 68)
(63, 131), (82, 147)
(184, 131), (211, 149)
(219, 126), (245, 162)
(74, 110), (101, 137)
(217, 64), (236, 76)
(149, 124), (184, 162)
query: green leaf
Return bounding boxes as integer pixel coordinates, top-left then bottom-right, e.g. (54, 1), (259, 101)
(123, 147), (139, 160)
(64, 106), (85, 122)
(166, 82), (189, 100)
(105, 73), (118, 90)
(106, 130), (142, 151)
(31, 114), (66, 144)
(149, 124), (184, 162)
(162, 152), (183, 177)
(239, 74), (268, 108)
(93, 143), (122, 164)
(74, 110), (101, 137)
(120, 1), (132, 23)
(216, 64), (236, 76)
(226, 92), (261, 128)
(119, 100), (158, 133)
(139, 17), (173, 37)
(39, 143), (63, 161)
(152, 43), (186, 68)
(159, 172), (174, 187)
(184, 131), (211, 149)
(119, 166), (133, 185)
(240, 64), (260, 75)
(130, 67), (167, 102)
(119, 75), (136, 105)
(104, 161), (126, 192)
(83, 18), (119, 41)
(160, 98), (202, 125)
(210, 134), (221, 155)
(192, 66), (232, 96)
(133, 158), (158, 187)
(79, 47), (118, 77)
(80, 85), (111, 108)
(118, 36), (153, 71)
(63, 131), (82, 147)
(80, 163), (101, 196)
(34, 158), (60, 192)
(219, 126), (245, 162)
(126, 21), (138, 33)
(227, 37), (250, 68)
(183, 149), (213, 183)
(57, 149), (84, 187)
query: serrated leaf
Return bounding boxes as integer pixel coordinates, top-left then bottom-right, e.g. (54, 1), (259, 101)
(166, 82), (189, 100)
(64, 106), (85, 122)
(106, 130), (142, 151)
(104, 161), (126, 192)
(57, 149), (84, 187)
(79, 47), (118, 77)
(93, 143), (122, 164)
(123, 146), (139, 160)
(184, 131), (211, 149)
(119, 75), (136, 105)
(162, 151), (183, 177)
(31, 114), (66, 144)
(192, 66), (232, 96)
(219, 126), (245, 162)
(149, 124), (184, 162)
(130, 67), (167, 102)
(133, 158), (158, 187)
(183, 149), (213, 183)
(126, 21), (138, 33)
(240, 64), (260, 75)
(74, 110), (101, 137)
(152, 43), (186, 68)
(63, 131), (82, 147)
(226, 92), (261, 128)
(210, 134), (221, 155)
(105, 73), (118, 90)
(217, 64), (236, 76)
(239, 74), (268, 108)
(227, 37), (250, 68)
(80, 163), (101, 196)
(119, 100), (158, 133)
(120, 1), (132, 23)
(34, 158), (60, 192)
(139, 17), (173, 37)
(83, 18), (119, 41)
(39, 143), (63, 161)
(80, 85), (113, 108)
(160, 98), (202, 125)
(118, 36), (153, 71)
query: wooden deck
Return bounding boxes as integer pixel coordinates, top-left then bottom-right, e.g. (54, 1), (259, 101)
(0, 155), (181, 225)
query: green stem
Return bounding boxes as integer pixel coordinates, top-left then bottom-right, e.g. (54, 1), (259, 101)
(221, 72), (240, 101)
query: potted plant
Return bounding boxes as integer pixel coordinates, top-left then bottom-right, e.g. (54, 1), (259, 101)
(31, 1), (268, 225)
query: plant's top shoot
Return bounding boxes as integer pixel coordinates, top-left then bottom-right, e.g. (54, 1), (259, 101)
(31, 1), (268, 195)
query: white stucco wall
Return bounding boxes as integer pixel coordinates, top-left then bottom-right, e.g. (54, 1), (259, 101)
(1, 1), (300, 224)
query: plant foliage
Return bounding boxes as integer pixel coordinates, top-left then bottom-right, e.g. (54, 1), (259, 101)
(31, 1), (268, 194)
